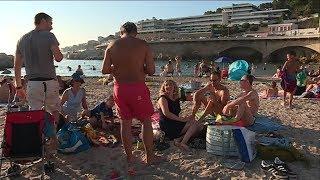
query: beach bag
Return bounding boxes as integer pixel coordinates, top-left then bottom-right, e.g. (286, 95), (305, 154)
(232, 127), (257, 162)
(206, 125), (256, 162)
(57, 122), (91, 154)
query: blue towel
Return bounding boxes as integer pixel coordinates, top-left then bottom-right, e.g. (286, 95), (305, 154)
(247, 117), (285, 133)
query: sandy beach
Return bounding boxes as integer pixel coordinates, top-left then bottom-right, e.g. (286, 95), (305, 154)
(0, 76), (319, 179)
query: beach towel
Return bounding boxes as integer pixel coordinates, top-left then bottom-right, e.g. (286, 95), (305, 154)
(257, 144), (308, 163)
(246, 116), (284, 133)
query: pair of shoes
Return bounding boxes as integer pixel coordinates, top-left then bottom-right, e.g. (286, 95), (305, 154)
(261, 160), (288, 179)
(274, 157), (297, 179)
(261, 157), (297, 179)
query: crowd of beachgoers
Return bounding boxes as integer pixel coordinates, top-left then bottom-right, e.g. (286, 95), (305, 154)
(0, 13), (319, 179)
(0, 56), (319, 179)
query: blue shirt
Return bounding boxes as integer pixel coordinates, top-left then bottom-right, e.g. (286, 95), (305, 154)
(90, 102), (114, 120)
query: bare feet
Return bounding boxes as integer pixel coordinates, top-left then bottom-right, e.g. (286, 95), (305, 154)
(174, 141), (190, 151)
(173, 138), (181, 147)
(143, 154), (165, 165)
(178, 143), (190, 151)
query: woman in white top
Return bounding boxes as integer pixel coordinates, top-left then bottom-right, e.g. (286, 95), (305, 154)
(61, 73), (88, 121)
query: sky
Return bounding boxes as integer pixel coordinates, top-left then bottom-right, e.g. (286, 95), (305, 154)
(0, 0), (271, 55)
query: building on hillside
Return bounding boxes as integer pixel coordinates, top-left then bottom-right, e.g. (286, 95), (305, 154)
(133, 3), (289, 41)
(268, 23), (298, 35)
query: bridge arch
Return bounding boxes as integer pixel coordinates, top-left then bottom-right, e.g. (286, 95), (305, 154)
(265, 46), (320, 63)
(219, 46), (263, 62)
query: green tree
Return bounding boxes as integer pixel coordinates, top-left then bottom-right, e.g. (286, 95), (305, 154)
(241, 23), (250, 30)
(259, 2), (273, 10)
(216, 8), (223, 13)
(204, 10), (215, 15)
(249, 24), (259, 31)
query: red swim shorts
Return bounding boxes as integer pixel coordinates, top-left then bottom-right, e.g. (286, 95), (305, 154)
(113, 81), (154, 120)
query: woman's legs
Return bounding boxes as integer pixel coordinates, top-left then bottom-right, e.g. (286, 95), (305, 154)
(175, 121), (204, 151)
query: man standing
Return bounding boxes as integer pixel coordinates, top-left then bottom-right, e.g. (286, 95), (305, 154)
(281, 51), (300, 107)
(14, 12), (63, 147)
(102, 22), (160, 165)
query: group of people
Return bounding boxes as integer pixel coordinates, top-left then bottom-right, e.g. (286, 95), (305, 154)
(157, 71), (259, 150)
(11, 12), (318, 175)
(160, 56), (182, 76)
(194, 59), (218, 77)
(266, 51), (320, 107)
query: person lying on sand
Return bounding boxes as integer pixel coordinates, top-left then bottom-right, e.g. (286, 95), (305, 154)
(81, 94), (116, 129)
(191, 70), (230, 121)
(300, 80), (320, 98)
(157, 80), (204, 151)
(260, 81), (278, 99)
(222, 75), (259, 127)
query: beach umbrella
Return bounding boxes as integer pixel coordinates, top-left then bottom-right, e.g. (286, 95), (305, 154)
(228, 60), (249, 81)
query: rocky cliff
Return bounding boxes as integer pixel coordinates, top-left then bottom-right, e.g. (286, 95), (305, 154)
(0, 53), (14, 70)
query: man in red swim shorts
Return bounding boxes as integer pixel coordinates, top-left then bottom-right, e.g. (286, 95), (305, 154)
(102, 22), (161, 165)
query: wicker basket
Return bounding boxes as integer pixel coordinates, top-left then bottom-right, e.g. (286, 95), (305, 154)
(206, 125), (239, 157)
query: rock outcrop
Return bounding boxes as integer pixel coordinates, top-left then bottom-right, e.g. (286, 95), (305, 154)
(0, 53), (14, 70)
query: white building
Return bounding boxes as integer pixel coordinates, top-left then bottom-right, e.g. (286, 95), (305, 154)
(136, 3), (289, 36)
(268, 23), (298, 35)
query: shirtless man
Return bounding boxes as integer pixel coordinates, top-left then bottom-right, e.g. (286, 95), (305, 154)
(165, 60), (174, 76)
(102, 22), (160, 165)
(199, 59), (211, 76)
(191, 70), (230, 121)
(281, 51), (300, 107)
(175, 55), (182, 76)
(222, 75), (259, 126)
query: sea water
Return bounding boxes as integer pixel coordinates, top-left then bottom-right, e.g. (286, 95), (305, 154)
(0, 59), (279, 77)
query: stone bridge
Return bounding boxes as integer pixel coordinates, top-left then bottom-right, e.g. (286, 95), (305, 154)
(148, 35), (320, 61)
(95, 35), (320, 61)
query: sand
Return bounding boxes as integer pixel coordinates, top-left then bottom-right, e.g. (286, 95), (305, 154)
(0, 76), (319, 179)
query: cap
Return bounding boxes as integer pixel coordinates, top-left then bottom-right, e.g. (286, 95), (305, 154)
(71, 73), (85, 84)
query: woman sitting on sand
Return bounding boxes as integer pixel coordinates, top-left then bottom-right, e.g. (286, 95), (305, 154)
(260, 81), (278, 98)
(157, 80), (204, 151)
(61, 73), (88, 121)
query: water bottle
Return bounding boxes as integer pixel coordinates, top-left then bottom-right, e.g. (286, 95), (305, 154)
(179, 87), (186, 101)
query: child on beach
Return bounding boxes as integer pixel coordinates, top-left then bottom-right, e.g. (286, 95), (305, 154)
(81, 94), (116, 129)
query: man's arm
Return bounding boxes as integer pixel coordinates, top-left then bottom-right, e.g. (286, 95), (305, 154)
(144, 45), (155, 75)
(281, 61), (288, 71)
(14, 52), (23, 88)
(228, 91), (254, 106)
(51, 44), (63, 62)
(220, 88), (230, 107)
(102, 43), (113, 74)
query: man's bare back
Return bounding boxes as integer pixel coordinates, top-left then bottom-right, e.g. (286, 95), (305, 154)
(102, 36), (154, 83)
